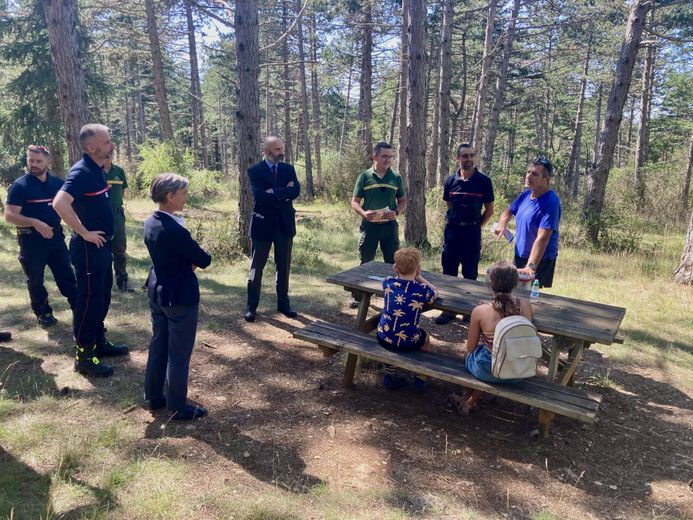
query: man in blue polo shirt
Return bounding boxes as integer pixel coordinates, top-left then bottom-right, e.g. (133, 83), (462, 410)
(495, 157), (561, 288)
(53, 124), (129, 378)
(4, 145), (77, 327)
(435, 143), (494, 325)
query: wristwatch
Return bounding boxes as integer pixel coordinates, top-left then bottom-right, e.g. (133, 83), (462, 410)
(527, 262), (537, 272)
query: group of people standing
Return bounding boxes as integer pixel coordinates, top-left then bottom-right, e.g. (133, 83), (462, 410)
(4, 126), (561, 420)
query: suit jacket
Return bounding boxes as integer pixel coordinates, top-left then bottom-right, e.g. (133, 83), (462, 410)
(144, 211), (212, 307)
(248, 161), (301, 240)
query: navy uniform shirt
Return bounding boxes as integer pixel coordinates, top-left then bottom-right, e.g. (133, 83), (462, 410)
(442, 169), (494, 225)
(6, 172), (64, 229)
(61, 154), (115, 236)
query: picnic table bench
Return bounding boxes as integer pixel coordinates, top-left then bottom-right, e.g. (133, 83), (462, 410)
(293, 262), (625, 436)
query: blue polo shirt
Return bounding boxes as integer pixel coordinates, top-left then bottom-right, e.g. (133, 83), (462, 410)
(509, 189), (561, 260)
(61, 154), (115, 236)
(6, 172), (64, 229)
(443, 169), (494, 225)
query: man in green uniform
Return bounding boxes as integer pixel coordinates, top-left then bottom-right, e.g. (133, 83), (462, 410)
(350, 142), (407, 308)
(104, 158), (134, 292)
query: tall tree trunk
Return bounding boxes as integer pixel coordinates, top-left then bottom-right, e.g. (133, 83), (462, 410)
(592, 80), (604, 168)
(404, 0), (429, 248)
(566, 42), (592, 200)
(397, 0), (409, 174)
(425, 13), (440, 189)
(45, 95), (65, 178)
(145, 0), (174, 142)
(448, 32), (466, 151)
(357, 1), (373, 163)
(673, 210), (693, 285)
(389, 79), (399, 145)
(634, 9), (656, 205)
(235, 0), (261, 254)
(123, 60), (134, 162)
(584, 0), (651, 243)
(435, 0), (454, 185)
(470, 0), (496, 150)
(309, 12), (322, 186)
(185, 0), (208, 167)
(281, 1), (293, 164)
(295, 0), (314, 197)
(681, 139), (693, 217)
(481, 0), (519, 175)
(42, 0), (89, 165)
(337, 49), (355, 172)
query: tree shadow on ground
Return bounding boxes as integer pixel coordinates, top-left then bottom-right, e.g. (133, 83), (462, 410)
(620, 326), (693, 356)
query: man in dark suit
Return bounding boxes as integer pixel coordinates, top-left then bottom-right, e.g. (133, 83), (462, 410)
(245, 136), (301, 322)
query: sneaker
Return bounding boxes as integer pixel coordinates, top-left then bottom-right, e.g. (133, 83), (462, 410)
(94, 341), (129, 357)
(117, 281), (135, 293)
(382, 366), (407, 389)
(413, 376), (428, 392)
(37, 312), (58, 327)
(74, 355), (113, 378)
(170, 404), (208, 420)
(434, 311), (456, 325)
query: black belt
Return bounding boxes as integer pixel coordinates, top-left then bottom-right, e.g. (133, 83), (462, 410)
(16, 226), (63, 236)
(447, 221), (480, 227)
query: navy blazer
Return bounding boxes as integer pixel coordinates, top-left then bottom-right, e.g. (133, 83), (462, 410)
(144, 211), (212, 307)
(248, 161), (301, 240)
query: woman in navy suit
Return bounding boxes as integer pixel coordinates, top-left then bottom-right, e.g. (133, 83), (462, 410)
(143, 173), (212, 420)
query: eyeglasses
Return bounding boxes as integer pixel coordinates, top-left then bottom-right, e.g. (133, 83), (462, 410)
(459, 153), (475, 159)
(27, 145), (50, 154)
(534, 156), (553, 176)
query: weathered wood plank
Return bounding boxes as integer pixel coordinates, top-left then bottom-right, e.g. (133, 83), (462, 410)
(294, 322), (602, 423)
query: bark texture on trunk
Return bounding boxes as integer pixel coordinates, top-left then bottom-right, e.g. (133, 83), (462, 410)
(295, 0), (314, 197)
(566, 42), (592, 200)
(583, 0), (651, 243)
(404, 0), (429, 248)
(185, 0), (208, 166)
(681, 139), (693, 217)
(470, 0), (496, 150)
(357, 2), (373, 163)
(435, 0), (454, 185)
(309, 12), (322, 185)
(281, 1), (293, 164)
(145, 0), (174, 142)
(481, 0), (519, 175)
(397, 0), (410, 175)
(42, 0), (89, 165)
(673, 210), (693, 285)
(235, 0), (261, 254)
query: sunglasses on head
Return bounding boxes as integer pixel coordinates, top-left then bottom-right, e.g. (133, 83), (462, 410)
(534, 156), (553, 176)
(27, 144), (49, 153)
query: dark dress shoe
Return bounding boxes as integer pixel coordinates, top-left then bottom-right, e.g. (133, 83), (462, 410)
(94, 341), (129, 357)
(171, 404), (208, 420)
(148, 397), (167, 410)
(244, 311), (256, 322)
(0, 331), (11, 342)
(37, 312), (58, 327)
(278, 308), (298, 318)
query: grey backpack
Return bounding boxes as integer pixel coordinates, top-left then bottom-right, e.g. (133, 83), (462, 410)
(491, 315), (542, 379)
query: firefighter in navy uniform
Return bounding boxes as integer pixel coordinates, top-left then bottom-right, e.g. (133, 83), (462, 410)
(53, 124), (129, 378)
(4, 145), (77, 326)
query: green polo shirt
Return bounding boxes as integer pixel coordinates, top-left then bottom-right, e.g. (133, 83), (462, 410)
(105, 164), (128, 211)
(353, 167), (405, 211)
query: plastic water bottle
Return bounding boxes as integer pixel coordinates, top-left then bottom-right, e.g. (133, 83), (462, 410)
(530, 280), (540, 302)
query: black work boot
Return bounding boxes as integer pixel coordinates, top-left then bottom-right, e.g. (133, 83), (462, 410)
(94, 340), (129, 357)
(74, 344), (113, 378)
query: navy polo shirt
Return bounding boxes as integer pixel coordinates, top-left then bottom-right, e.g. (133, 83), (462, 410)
(6, 172), (64, 229)
(443, 169), (494, 225)
(61, 154), (115, 236)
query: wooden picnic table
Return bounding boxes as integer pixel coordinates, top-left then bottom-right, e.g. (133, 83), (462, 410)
(327, 261), (627, 387)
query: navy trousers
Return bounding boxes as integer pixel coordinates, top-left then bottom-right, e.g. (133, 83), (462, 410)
(69, 235), (112, 348)
(246, 234), (293, 312)
(441, 224), (482, 280)
(144, 302), (199, 412)
(112, 207), (128, 285)
(18, 231), (76, 317)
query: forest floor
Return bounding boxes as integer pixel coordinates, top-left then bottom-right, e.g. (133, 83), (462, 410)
(0, 198), (692, 520)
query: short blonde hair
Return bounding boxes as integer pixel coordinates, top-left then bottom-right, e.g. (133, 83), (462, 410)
(394, 247), (422, 276)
